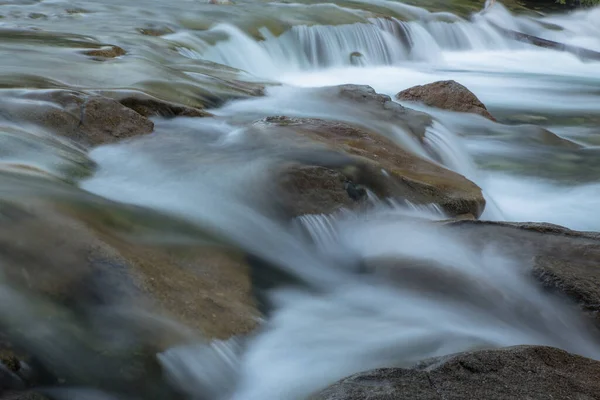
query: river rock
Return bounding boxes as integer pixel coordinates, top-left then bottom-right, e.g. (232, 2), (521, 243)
(82, 45), (126, 60)
(257, 116), (485, 218)
(0, 179), (259, 341)
(445, 220), (600, 324)
(323, 84), (433, 141)
(0, 177), (260, 395)
(116, 94), (212, 118)
(396, 80), (496, 121)
(315, 346), (600, 400)
(1, 89), (214, 147)
(279, 165), (365, 216)
(0, 90), (154, 147)
(137, 26), (175, 36)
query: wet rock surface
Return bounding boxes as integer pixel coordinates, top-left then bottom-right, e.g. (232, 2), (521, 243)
(258, 116), (485, 218)
(315, 346), (600, 400)
(0, 90), (154, 146)
(325, 84), (433, 140)
(396, 80), (496, 121)
(0, 180), (260, 397)
(446, 220), (600, 323)
(82, 45), (126, 60)
(117, 95), (212, 118)
(0, 184), (259, 341)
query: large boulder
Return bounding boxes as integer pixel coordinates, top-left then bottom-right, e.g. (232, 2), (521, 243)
(0, 198), (259, 341)
(315, 346), (600, 399)
(0, 173), (261, 396)
(0, 170), (260, 339)
(396, 80), (496, 121)
(256, 116), (485, 218)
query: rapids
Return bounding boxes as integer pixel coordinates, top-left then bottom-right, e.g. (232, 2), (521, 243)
(1, 0), (600, 399)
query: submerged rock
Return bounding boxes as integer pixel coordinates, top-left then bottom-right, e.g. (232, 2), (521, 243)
(82, 45), (126, 59)
(137, 27), (175, 36)
(327, 84), (433, 141)
(446, 220), (600, 324)
(396, 80), (496, 121)
(116, 94), (212, 118)
(258, 116), (485, 218)
(0, 176), (259, 341)
(315, 346), (600, 399)
(0, 176), (260, 396)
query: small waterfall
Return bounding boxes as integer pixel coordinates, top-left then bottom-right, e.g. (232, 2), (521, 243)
(424, 121), (480, 181)
(157, 207), (600, 400)
(420, 18), (515, 50)
(269, 22), (408, 68)
(176, 9), (522, 77)
(424, 121), (505, 220)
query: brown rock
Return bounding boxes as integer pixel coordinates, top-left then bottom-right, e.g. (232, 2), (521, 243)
(259, 116), (485, 218)
(0, 186), (258, 341)
(396, 80), (496, 121)
(78, 96), (154, 145)
(280, 165), (365, 216)
(2, 90), (154, 146)
(316, 346), (600, 400)
(82, 45), (126, 59)
(0, 181), (259, 396)
(137, 27), (174, 36)
(118, 96), (212, 118)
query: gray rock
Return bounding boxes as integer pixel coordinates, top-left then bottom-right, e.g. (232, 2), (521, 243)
(445, 220), (600, 323)
(315, 346), (600, 399)
(322, 84), (433, 141)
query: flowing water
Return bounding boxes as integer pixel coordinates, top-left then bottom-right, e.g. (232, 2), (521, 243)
(2, 0), (600, 399)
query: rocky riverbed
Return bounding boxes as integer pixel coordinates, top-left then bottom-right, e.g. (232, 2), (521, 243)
(1, 0), (600, 399)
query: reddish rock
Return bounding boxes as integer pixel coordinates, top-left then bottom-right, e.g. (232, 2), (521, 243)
(396, 80), (496, 121)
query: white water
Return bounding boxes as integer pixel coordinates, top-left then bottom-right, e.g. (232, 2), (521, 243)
(75, 2), (600, 399)
(84, 144), (600, 398)
(226, 211), (600, 400)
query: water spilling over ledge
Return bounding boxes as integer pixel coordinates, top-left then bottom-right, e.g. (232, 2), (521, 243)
(0, 0), (600, 399)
